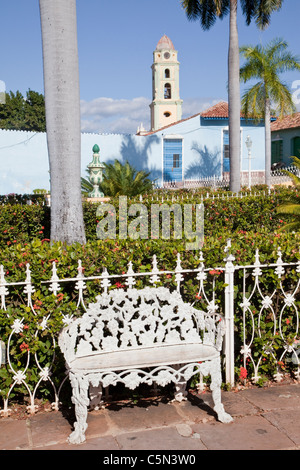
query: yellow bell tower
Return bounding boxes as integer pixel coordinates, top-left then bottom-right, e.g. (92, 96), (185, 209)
(150, 35), (183, 131)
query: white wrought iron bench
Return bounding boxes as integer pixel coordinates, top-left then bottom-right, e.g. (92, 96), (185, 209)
(58, 286), (233, 444)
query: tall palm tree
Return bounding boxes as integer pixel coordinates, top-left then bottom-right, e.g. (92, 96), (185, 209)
(181, 0), (283, 193)
(240, 38), (300, 187)
(39, 0), (86, 244)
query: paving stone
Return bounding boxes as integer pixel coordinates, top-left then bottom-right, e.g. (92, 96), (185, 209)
(1, 384), (300, 451)
(0, 418), (29, 450)
(115, 426), (207, 450)
(184, 390), (258, 421)
(241, 384), (300, 411)
(220, 391), (260, 417)
(33, 435), (120, 451)
(191, 415), (295, 450)
(106, 401), (182, 432)
(263, 408), (300, 447)
(176, 423), (193, 437)
(173, 395), (217, 423)
(29, 411), (71, 448)
(85, 410), (110, 438)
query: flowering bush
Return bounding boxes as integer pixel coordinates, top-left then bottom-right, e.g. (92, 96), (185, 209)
(1, 186), (299, 247)
(0, 186), (299, 404)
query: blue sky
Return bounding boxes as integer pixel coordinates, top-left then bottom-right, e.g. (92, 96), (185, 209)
(1, 0), (300, 133)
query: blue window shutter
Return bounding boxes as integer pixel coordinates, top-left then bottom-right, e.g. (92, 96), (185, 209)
(223, 131), (230, 172)
(163, 139), (182, 182)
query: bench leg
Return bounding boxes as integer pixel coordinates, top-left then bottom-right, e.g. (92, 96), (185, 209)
(210, 358), (233, 424)
(68, 373), (90, 444)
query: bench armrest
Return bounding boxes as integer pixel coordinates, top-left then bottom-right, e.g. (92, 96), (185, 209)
(194, 310), (225, 351)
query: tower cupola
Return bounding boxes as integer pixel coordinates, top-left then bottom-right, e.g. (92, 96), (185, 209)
(150, 35), (183, 131)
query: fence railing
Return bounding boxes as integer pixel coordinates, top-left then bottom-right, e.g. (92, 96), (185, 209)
(0, 240), (299, 415)
(162, 165), (299, 189)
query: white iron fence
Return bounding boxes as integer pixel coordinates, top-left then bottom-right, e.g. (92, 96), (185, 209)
(162, 165), (300, 189)
(0, 240), (299, 415)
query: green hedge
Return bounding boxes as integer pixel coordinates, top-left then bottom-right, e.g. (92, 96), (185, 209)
(0, 187), (299, 402)
(1, 186), (299, 247)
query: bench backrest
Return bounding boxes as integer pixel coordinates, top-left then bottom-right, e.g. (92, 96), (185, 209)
(59, 286), (224, 364)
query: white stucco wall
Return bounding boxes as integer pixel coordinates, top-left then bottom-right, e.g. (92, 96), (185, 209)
(0, 129), (163, 194)
(0, 116), (265, 195)
(0, 130), (49, 194)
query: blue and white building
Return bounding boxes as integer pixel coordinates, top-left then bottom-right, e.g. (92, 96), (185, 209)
(0, 35), (266, 194)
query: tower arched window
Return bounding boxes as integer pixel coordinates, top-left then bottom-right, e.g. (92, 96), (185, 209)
(165, 68), (170, 78)
(164, 83), (171, 99)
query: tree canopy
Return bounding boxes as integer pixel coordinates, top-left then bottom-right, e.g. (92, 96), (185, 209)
(0, 89), (46, 132)
(240, 38), (300, 120)
(240, 38), (300, 186)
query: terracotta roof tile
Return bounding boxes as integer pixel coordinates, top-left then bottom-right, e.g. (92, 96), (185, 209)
(271, 113), (300, 131)
(200, 101), (229, 118)
(200, 101), (247, 118)
(142, 101), (242, 135)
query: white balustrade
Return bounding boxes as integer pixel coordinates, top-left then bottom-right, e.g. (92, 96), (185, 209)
(0, 241), (299, 415)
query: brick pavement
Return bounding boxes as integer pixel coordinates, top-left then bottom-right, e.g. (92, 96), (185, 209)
(1, 383), (300, 451)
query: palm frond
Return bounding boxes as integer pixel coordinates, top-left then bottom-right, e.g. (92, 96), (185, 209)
(241, 81), (265, 121)
(276, 204), (300, 216)
(278, 221), (300, 233)
(181, 0), (230, 30)
(81, 176), (93, 195)
(98, 160), (153, 197)
(253, 0), (283, 30)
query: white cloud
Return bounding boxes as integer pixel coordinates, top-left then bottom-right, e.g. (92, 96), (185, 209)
(80, 97), (150, 134)
(80, 96), (225, 135)
(182, 97), (224, 119)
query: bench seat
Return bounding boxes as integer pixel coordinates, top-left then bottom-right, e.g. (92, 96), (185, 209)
(70, 342), (219, 372)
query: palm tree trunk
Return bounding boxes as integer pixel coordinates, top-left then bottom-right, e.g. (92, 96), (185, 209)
(228, 0), (241, 193)
(264, 97), (271, 187)
(39, 0), (86, 244)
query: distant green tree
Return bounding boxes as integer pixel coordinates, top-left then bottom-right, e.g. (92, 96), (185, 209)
(0, 90), (25, 130)
(0, 89), (46, 132)
(24, 90), (46, 132)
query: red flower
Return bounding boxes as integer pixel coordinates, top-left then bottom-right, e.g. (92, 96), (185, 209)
(239, 367), (247, 380)
(209, 269), (222, 276)
(20, 342), (30, 352)
(115, 281), (125, 288)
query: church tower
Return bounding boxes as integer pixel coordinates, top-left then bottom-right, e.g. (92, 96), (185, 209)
(150, 35), (183, 131)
